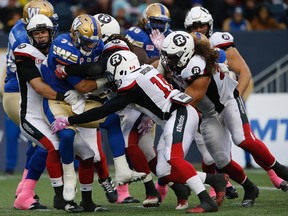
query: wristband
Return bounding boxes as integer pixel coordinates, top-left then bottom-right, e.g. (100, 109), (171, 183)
(56, 92), (66, 100)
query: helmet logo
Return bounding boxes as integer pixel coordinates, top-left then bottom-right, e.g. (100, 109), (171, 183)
(110, 53), (122, 66)
(72, 17), (82, 30)
(173, 34), (186, 47)
(98, 14), (111, 24)
(28, 7), (41, 19)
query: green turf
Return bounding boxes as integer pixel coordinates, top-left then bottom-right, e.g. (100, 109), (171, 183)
(0, 167), (287, 216)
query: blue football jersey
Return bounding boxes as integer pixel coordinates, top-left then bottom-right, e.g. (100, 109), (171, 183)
(5, 20), (30, 93)
(41, 33), (104, 93)
(125, 27), (172, 58)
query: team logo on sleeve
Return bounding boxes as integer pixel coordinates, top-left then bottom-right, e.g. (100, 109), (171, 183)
(221, 34), (230, 40)
(97, 14), (112, 25)
(173, 34), (186, 47)
(191, 66), (201, 75)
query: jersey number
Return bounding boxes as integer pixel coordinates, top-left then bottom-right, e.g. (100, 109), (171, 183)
(150, 74), (172, 98)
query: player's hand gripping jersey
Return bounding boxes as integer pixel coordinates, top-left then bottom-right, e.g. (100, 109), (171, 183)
(41, 33), (104, 93)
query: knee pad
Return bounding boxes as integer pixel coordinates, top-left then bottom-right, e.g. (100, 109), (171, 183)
(213, 151), (230, 169)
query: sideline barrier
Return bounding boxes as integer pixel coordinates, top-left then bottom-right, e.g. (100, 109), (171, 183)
(232, 93), (288, 167)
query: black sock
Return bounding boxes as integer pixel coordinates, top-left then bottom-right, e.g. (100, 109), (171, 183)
(144, 180), (158, 196)
(272, 161), (288, 181)
(81, 191), (93, 203)
(54, 186), (63, 197)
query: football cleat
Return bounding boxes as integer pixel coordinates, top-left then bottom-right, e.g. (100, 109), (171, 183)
(117, 196), (140, 204)
(280, 181), (288, 192)
(99, 176), (118, 203)
(28, 202), (47, 210)
(115, 170), (147, 186)
(53, 195), (84, 213)
(80, 201), (109, 212)
(186, 200), (218, 213)
(175, 199), (188, 210)
(143, 194), (162, 208)
(242, 184), (259, 207)
(225, 185), (239, 199)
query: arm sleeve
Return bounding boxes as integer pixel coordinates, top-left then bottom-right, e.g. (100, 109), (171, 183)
(16, 56), (41, 82)
(68, 93), (136, 125)
(64, 58), (108, 78)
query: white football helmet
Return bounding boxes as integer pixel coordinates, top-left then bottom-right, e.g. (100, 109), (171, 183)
(160, 31), (195, 73)
(106, 50), (140, 91)
(94, 13), (120, 43)
(26, 14), (54, 50)
(184, 6), (213, 38)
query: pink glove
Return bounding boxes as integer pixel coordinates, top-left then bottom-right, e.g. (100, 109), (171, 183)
(137, 115), (154, 136)
(51, 117), (70, 134)
(149, 29), (165, 51)
(55, 64), (67, 79)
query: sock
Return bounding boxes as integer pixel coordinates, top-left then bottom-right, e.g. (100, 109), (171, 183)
(94, 130), (109, 179)
(46, 150), (63, 179)
(148, 156), (157, 175)
(54, 185), (64, 197)
(165, 158), (197, 184)
(239, 131), (275, 170)
(25, 143), (37, 169)
(26, 147), (47, 180)
(125, 146), (150, 174)
(15, 169), (28, 196)
(100, 114), (125, 157)
(272, 161), (288, 181)
(144, 180), (158, 196)
(267, 169), (283, 189)
(58, 129), (75, 164)
(217, 160), (246, 184)
(78, 157), (94, 185)
(81, 190), (93, 203)
(202, 162), (216, 174)
(117, 184), (130, 203)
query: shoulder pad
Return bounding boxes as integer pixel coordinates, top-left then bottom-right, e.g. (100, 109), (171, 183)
(210, 32), (234, 49)
(181, 55), (206, 79)
(125, 27), (149, 48)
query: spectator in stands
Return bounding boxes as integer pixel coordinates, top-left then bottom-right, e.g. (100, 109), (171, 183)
(251, 4), (287, 30)
(85, 0), (112, 16)
(162, 0), (192, 30)
(0, 0), (23, 33)
(112, 0), (133, 34)
(222, 6), (252, 31)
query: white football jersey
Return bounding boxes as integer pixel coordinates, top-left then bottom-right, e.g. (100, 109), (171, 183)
(14, 43), (46, 117)
(179, 54), (238, 117)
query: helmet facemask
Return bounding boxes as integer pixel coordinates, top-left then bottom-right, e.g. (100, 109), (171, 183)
(160, 50), (185, 74)
(184, 6), (213, 38)
(143, 3), (171, 34)
(26, 14), (54, 53)
(147, 16), (170, 34)
(160, 31), (195, 74)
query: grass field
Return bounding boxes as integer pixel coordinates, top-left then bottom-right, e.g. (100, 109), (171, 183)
(0, 167), (287, 216)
